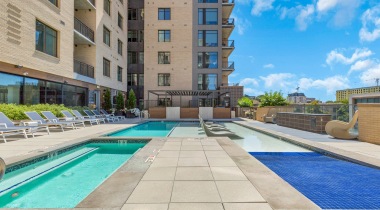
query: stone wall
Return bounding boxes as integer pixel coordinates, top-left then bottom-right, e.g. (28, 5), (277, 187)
(358, 104), (380, 144)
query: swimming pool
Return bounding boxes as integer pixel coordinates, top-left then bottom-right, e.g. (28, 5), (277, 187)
(0, 142), (146, 208)
(109, 121), (178, 137)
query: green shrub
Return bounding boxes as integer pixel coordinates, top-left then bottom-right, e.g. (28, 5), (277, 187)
(67, 106), (91, 115)
(116, 92), (125, 110)
(127, 89), (136, 109)
(0, 104), (77, 120)
(259, 91), (288, 107)
(103, 88), (112, 111)
(237, 97), (253, 107)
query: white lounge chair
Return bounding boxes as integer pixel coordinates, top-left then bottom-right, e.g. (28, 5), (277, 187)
(25, 111), (76, 132)
(92, 110), (118, 122)
(325, 110), (359, 140)
(130, 108), (140, 117)
(72, 110), (106, 124)
(201, 122), (241, 139)
(0, 128), (28, 143)
(61, 110), (100, 126)
(100, 109), (125, 120)
(41, 111), (86, 128)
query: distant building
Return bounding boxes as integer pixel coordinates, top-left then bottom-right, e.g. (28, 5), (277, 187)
(336, 86), (380, 102)
(287, 92), (307, 104)
(306, 98), (316, 103)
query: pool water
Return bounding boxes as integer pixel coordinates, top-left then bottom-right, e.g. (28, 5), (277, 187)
(0, 143), (145, 208)
(110, 121), (178, 137)
(251, 152), (380, 209)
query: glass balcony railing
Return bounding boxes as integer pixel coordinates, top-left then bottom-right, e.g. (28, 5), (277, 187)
(222, 0), (235, 3)
(222, 62), (235, 70)
(222, 40), (234, 48)
(222, 18), (234, 26)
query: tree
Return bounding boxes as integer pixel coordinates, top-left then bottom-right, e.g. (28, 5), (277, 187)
(306, 100), (323, 114)
(237, 97), (253, 107)
(337, 99), (349, 122)
(127, 89), (136, 109)
(259, 91), (288, 107)
(103, 88), (112, 111)
(116, 91), (125, 110)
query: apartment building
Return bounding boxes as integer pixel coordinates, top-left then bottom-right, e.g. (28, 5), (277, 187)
(336, 86), (380, 102)
(143, 0), (239, 108)
(287, 92), (307, 104)
(0, 0), (128, 108)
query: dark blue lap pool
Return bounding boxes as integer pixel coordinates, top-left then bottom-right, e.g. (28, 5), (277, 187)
(250, 152), (380, 209)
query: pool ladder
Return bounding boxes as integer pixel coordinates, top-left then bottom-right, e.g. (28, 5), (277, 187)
(0, 157), (5, 181)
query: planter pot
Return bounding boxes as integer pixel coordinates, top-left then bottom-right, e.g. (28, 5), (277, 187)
(126, 111), (135, 118)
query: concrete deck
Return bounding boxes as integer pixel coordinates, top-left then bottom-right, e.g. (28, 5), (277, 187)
(237, 119), (380, 168)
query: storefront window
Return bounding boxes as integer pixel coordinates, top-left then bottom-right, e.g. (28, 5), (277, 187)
(0, 73), (23, 104)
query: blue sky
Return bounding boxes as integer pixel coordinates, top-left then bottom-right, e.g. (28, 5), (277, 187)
(229, 0), (380, 101)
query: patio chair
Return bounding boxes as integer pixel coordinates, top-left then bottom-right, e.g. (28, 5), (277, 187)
(130, 108), (141, 117)
(61, 110), (100, 126)
(199, 116), (230, 131)
(41, 111), (85, 128)
(83, 110), (108, 123)
(92, 110), (118, 122)
(100, 109), (126, 120)
(0, 128), (28, 143)
(263, 108), (277, 123)
(0, 112), (50, 140)
(201, 121), (241, 139)
(325, 110), (359, 140)
(72, 110), (106, 124)
(25, 111), (76, 132)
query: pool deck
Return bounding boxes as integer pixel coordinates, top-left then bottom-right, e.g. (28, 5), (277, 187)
(237, 119), (380, 168)
(2, 118), (380, 209)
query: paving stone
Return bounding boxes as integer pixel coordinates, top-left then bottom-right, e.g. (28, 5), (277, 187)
(150, 158), (178, 167)
(169, 203), (223, 210)
(203, 145), (223, 151)
(216, 181), (266, 202)
(207, 157), (237, 167)
(157, 151), (180, 158)
(181, 141), (202, 146)
(179, 151), (206, 158)
(122, 203), (169, 210)
(205, 151), (229, 158)
(171, 181), (221, 202)
(211, 167), (247, 180)
(180, 145), (204, 151)
(175, 167), (213, 180)
(164, 142), (182, 146)
(223, 203), (273, 210)
(161, 145), (181, 151)
(178, 157), (209, 167)
(142, 167), (176, 180)
(126, 181), (173, 203)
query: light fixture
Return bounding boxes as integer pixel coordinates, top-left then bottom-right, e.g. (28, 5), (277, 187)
(15, 64), (23, 69)
(64, 80), (68, 84)
(96, 85), (100, 89)
(23, 72), (28, 76)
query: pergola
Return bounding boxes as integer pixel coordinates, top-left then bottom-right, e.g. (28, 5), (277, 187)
(147, 90), (230, 108)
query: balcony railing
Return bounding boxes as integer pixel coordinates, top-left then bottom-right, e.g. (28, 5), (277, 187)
(74, 17), (94, 42)
(222, 18), (234, 26)
(222, 62), (235, 69)
(88, 0), (95, 7)
(221, 83), (240, 86)
(74, 59), (95, 78)
(222, 40), (234, 48)
(222, 0), (235, 3)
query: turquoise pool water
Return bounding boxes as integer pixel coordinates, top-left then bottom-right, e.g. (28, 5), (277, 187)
(109, 121), (178, 137)
(0, 143), (145, 208)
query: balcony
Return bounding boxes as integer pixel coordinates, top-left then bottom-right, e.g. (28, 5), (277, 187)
(222, 18), (235, 39)
(74, 17), (95, 45)
(222, 0), (235, 19)
(222, 40), (235, 57)
(222, 62), (235, 76)
(74, 0), (96, 10)
(74, 59), (95, 78)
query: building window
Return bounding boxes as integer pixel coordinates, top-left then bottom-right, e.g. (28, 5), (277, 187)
(48, 0), (58, 7)
(139, 74), (144, 86)
(198, 30), (218, 47)
(127, 73), (138, 86)
(117, 66), (123, 82)
(128, 30), (138, 42)
(158, 30), (171, 42)
(118, 13), (123, 29)
(158, 74), (170, 86)
(198, 0), (218, 2)
(128, 8), (138, 20)
(158, 8), (171, 20)
(128, 52), (137, 64)
(198, 74), (217, 90)
(103, 26), (110, 46)
(198, 8), (218, 25)
(103, 58), (110, 77)
(104, 0), (110, 15)
(35, 20), (58, 57)
(139, 52), (144, 64)
(139, 30), (144, 42)
(118, 39), (123, 55)
(158, 52), (170, 64)
(198, 52), (218, 68)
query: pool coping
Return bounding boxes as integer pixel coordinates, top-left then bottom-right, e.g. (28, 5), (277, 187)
(234, 120), (380, 169)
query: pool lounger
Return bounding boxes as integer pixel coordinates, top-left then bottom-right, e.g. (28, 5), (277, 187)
(84, 110), (110, 123)
(101, 109), (125, 120)
(25, 111), (77, 132)
(41, 111), (86, 128)
(91, 110), (118, 122)
(200, 119), (241, 139)
(0, 128), (28, 143)
(61, 111), (100, 126)
(0, 112), (50, 142)
(72, 110), (106, 124)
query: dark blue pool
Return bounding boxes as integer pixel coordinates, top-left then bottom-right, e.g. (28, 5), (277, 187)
(250, 152), (380, 209)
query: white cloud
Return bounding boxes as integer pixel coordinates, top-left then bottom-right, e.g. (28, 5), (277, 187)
(229, 73), (239, 78)
(349, 59), (377, 75)
(299, 76), (349, 94)
(240, 78), (259, 87)
(316, 0), (339, 12)
(326, 48), (373, 66)
(295, 4), (315, 31)
(360, 64), (380, 85)
(263, 64), (275, 69)
(244, 87), (264, 96)
(251, 0), (275, 16)
(359, 5), (380, 42)
(317, 0), (361, 27)
(260, 73), (295, 88)
(230, 14), (252, 35)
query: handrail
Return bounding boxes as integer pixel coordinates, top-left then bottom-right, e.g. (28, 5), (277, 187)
(222, 62), (234, 69)
(74, 59), (95, 78)
(88, 0), (95, 7)
(222, 0), (235, 3)
(222, 40), (234, 47)
(0, 157), (5, 181)
(74, 17), (94, 42)
(222, 18), (234, 26)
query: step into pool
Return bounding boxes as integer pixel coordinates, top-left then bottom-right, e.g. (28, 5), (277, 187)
(0, 142), (146, 208)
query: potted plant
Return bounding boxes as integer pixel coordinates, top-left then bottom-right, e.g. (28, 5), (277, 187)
(103, 88), (112, 113)
(115, 91), (125, 116)
(126, 89), (137, 118)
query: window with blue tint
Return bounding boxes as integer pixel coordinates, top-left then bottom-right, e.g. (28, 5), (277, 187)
(198, 74), (218, 90)
(36, 20), (57, 57)
(158, 30), (171, 42)
(198, 52), (218, 68)
(24, 78), (45, 105)
(0, 73), (23, 104)
(198, 0), (218, 2)
(198, 8), (218, 25)
(158, 8), (171, 20)
(198, 30), (218, 47)
(45, 81), (62, 104)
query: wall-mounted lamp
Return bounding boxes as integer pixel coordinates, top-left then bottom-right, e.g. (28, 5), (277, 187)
(15, 64), (23, 69)
(23, 72), (28, 76)
(64, 80), (68, 84)
(96, 85), (100, 89)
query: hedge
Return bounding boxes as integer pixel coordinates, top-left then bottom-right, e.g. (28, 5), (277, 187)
(0, 104), (89, 121)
